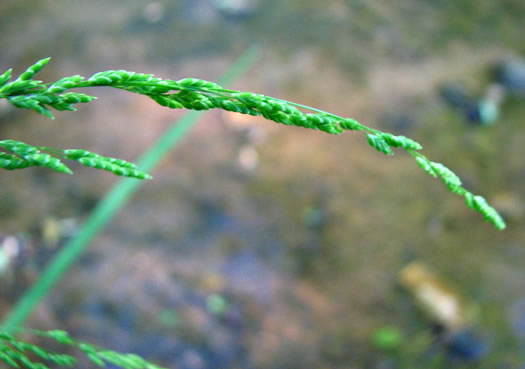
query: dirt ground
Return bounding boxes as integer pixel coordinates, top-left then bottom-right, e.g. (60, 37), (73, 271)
(1, 1), (525, 368)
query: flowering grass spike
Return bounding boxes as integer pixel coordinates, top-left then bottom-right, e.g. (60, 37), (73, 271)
(0, 329), (166, 369)
(0, 58), (505, 229)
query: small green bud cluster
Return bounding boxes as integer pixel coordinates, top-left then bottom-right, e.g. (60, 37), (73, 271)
(0, 140), (72, 174)
(464, 193), (506, 231)
(7, 92), (96, 118)
(0, 140), (151, 179)
(16, 57), (51, 81)
(0, 152), (32, 170)
(64, 149), (152, 179)
(0, 59), (96, 118)
(414, 153), (505, 230)
(0, 329), (166, 369)
(0, 331), (76, 368)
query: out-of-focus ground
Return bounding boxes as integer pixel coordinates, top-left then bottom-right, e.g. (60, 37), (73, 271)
(1, 1), (525, 368)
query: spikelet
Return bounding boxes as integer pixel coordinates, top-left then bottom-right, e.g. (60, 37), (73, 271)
(47, 75), (85, 94)
(0, 69), (12, 87)
(0, 153), (32, 170)
(149, 95), (184, 109)
(58, 92), (96, 104)
(464, 193), (506, 230)
(77, 157), (151, 179)
(413, 154), (505, 229)
(0, 140), (151, 179)
(428, 161), (463, 193)
(23, 153), (72, 175)
(0, 139), (40, 156)
(176, 77), (222, 89)
(17, 58), (51, 81)
(415, 155), (437, 177)
(63, 149), (150, 179)
(367, 134), (394, 155)
(380, 133), (422, 150)
(64, 149), (138, 169)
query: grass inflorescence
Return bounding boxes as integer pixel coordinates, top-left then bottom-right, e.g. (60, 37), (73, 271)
(0, 58), (505, 229)
(0, 139), (151, 179)
(0, 329), (165, 369)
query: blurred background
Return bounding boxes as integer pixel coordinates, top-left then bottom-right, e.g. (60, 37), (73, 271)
(1, 1), (525, 368)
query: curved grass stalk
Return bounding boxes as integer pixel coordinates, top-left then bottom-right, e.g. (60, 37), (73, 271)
(0, 58), (505, 229)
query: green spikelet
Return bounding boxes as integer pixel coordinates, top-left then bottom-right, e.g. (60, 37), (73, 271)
(87, 71), (122, 84)
(0, 329), (168, 369)
(429, 161), (462, 193)
(177, 77), (221, 89)
(380, 133), (422, 150)
(23, 153), (72, 174)
(47, 75), (85, 94)
(367, 134), (394, 155)
(217, 98), (258, 115)
(0, 141), (66, 174)
(265, 99), (298, 114)
(0, 153), (31, 170)
(0, 351), (19, 367)
(63, 149), (138, 169)
(78, 157), (151, 179)
(149, 95), (184, 109)
(58, 92), (96, 104)
(17, 58), (51, 81)
(465, 193), (506, 230)
(414, 155), (437, 177)
(127, 72), (158, 82)
(338, 118), (362, 131)
(0, 140), (40, 156)
(42, 331), (74, 345)
(0, 69), (12, 87)
(7, 95), (54, 118)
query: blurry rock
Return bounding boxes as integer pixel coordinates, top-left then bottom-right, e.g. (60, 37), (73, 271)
(399, 262), (475, 332)
(380, 113), (416, 134)
(41, 217), (61, 247)
(439, 83), (499, 126)
(495, 58), (525, 95)
(476, 97), (499, 126)
(0, 235), (21, 275)
(41, 216), (78, 247)
(199, 272), (227, 292)
(210, 0), (259, 19)
(447, 329), (488, 360)
(484, 83), (505, 105)
(510, 298), (525, 339)
(143, 2), (165, 24)
(157, 309), (179, 327)
(439, 83), (473, 114)
(0, 99), (11, 116)
(301, 206), (326, 230)
(128, 1), (181, 31)
(399, 262), (489, 361)
(237, 145), (258, 172)
(206, 293), (229, 315)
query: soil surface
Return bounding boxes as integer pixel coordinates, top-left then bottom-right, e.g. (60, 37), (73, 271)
(1, 1), (525, 368)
